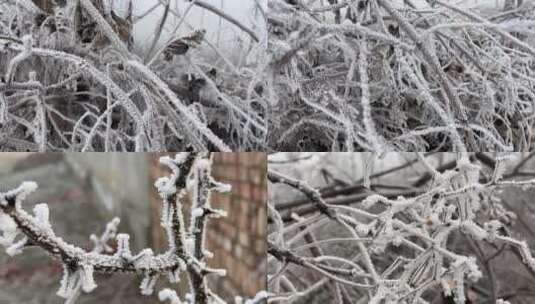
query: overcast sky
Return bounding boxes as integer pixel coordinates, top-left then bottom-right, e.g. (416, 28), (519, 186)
(126, 0), (265, 51)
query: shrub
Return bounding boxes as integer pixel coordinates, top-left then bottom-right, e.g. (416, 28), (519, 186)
(268, 152), (535, 303)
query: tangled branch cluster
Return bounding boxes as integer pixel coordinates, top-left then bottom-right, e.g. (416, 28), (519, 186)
(0, 153), (266, 304)
(267, 0), (535, 151)
(0, 0), (267, 151)
(267, 153), (535, 303)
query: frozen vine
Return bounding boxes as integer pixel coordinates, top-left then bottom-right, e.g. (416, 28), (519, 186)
(0, 153), (262, 304)
(267, 152), (535, 303)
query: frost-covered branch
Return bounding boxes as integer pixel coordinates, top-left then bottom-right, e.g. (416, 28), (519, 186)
(0, 0), (267, 151)
(268, 152), (535, 303)
(0, 153), (256, 304)
(267, 0), (535, 151)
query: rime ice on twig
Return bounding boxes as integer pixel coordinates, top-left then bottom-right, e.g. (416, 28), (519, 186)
(0, 153), (242, 304)
(267, 0), (534, 151)
(0, 1), (266, 151)
(268, 153), (535, 303)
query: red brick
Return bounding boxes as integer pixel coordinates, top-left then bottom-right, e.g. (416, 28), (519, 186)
(240, 183), (251, 201)
(257, 207), (266, 237)
(238, 231), (250, 248)
(254, 239), (265, 255)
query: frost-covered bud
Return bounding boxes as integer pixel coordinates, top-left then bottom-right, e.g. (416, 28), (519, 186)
(0, 213), (18, 246)
(140, 273), (159, 295)
(244, 291), (271, 304)
(205, 208), (227, 219)
(33, 203), (51, 231)
(133, 248), (154, 268)
(210, 268), (227, 277)
(174, 153), (191, 165)
(158, 288), (182, 304)
(115, 233), (132, 260)
(212, 182), (232, 193)
(107, 217), (120, 233)
(392, 234), (403, 247)
(155, 177), (177, 197)
(168, 267), (181, 283)
(203, 249), (214, 259)
(159, 156), (179, 174)
(462, 221), (488, 241)
(1, 181), (38, 207)
(81, 264), (97, 293)
(191, 207), (204, 219)
(5, 236), (27, 256)
(57, 265), (77, 299)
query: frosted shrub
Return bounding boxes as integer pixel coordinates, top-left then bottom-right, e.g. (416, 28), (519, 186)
(0, 0), (267, 151)
(267, 0), (535, 151)
(0, 153), (264, 304)
(267, 152), (535, 303)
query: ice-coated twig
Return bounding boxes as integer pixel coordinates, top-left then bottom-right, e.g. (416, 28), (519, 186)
(267, 0), (535, 151)
(268, 153), (535, 303)
(0, 1), (266, 151)
(128, 60), (231, 152)
(0, 153), (237, 304)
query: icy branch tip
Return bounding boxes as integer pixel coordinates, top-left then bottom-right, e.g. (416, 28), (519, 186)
(174, 153), (191, 165)
(1, 181), (38, 206)
(20, 181), (37, 191)
(158, 288), (182, 304)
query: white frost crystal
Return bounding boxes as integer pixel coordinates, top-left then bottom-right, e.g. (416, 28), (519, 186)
(167, 267), (181, 283)
(57, 265), (77, 299)
(33, 203), (51, 231)
(174, 153), (190, 165)
(140, 273), (159, 295)
(0, 212), (17, 246)
(1, 181), (38, 206)
(81, 264), (97, 292)
(6, 236), (27, 256)
(185, 236), (195, 255)
(215, 183), (232, 193)
(158, 288), (182, 304)
(155, 176), (177, 197)
(191, 207), (204, 219)
(244, 291), (271, 304)
(115, 233), (132, 260)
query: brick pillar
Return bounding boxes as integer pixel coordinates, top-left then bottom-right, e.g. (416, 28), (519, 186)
(207, 153), (267, 299)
